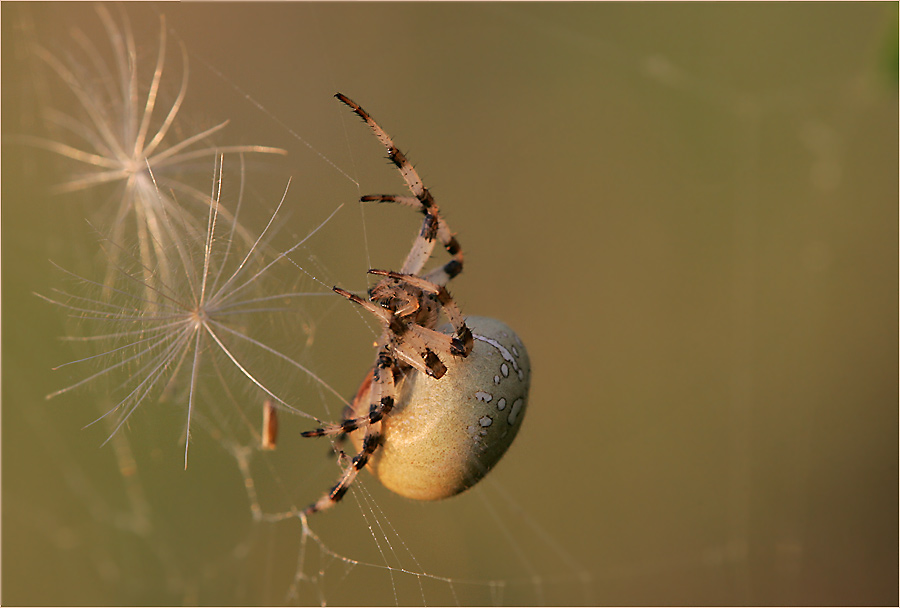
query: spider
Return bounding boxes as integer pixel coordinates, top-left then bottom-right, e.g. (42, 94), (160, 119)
(299, 94), (531, 515)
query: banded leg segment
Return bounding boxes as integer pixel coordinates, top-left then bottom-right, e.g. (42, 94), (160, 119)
(302, 343), (396, 515)
(336, 93), (463, 283)
(361, 194), (463, 285)
(301, 358), (395, 438)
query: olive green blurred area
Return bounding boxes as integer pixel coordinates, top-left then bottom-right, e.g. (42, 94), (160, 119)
(3, 2), (897, 606)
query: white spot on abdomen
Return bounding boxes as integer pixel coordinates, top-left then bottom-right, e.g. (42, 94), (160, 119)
(475, 391), (492, 402)
(508, 398), (524, 425)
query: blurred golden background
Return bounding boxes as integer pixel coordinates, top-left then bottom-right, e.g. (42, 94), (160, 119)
(3, 2), (897, 605)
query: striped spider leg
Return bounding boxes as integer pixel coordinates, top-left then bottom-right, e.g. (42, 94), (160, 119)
(334, 93), (463, 286)
(301, 332), (396, 515)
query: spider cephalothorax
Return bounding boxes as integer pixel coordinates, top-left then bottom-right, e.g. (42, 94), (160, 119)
(300, 94), (530, 514)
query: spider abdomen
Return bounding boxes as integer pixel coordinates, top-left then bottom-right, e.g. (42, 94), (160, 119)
(350, 316), (531, 501)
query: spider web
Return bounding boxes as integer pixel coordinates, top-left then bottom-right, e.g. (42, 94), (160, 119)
(3, 3), (896, 606)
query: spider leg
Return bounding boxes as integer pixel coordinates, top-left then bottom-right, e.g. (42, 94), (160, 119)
(361, 194), (462, 285)
(301, 363), (394, 438)
(336, 93), (463, 283)
(299, 416), (369, 438)
(333, 287), (448, 378)
(369, 270), (473, 356)
(303, 344), (396, 515)
(391, 328), (452, 373)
